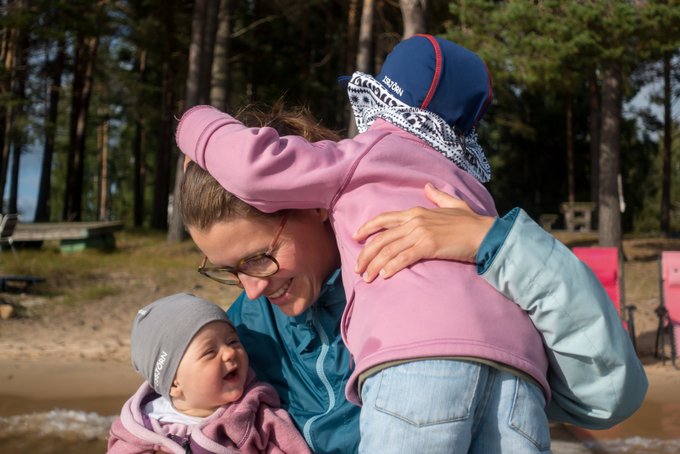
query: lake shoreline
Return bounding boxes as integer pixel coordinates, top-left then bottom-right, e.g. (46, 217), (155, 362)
(0, 357), (677, 454)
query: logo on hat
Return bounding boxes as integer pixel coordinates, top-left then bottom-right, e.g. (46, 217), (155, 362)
(153, 350), (168, 389)
(381, 75), (404, 97)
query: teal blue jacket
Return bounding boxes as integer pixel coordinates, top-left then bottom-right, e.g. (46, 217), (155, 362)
(228, 208), (648, 453)
(479, 208), (647, 429)
(228, 269), (357, 454)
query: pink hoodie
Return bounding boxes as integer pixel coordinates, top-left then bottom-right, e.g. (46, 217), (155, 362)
(176, 106), (550, 405)
(107, 371), (310, 454)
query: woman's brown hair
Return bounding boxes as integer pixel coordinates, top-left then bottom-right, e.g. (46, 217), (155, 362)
(179, 102), (341, 231)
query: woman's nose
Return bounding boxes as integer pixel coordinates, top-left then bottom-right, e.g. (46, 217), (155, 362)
(238, 274), (269, 300)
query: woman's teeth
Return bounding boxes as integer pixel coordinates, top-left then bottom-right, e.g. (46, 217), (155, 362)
(268, 279), (291, 299)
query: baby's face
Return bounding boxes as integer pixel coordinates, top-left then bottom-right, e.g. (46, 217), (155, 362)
(170, 321), (249, 416)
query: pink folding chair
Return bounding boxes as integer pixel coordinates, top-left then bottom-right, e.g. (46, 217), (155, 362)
(572, 246), (637, 352)
(656, 251), (680, 368)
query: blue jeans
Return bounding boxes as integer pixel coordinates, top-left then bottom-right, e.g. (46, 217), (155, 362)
(359, 359), (551, 453)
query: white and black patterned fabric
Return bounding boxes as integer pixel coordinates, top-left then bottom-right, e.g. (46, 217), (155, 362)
(347, 71), (491, 183)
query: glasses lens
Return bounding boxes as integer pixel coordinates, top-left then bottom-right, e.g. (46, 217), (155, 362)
(202, 269), (241, 285)
(239, 254), (279, 277)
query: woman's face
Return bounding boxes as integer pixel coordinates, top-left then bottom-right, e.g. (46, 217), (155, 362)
(189, 209), (340, 316)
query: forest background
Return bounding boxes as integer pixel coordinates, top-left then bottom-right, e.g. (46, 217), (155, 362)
(0, 0), (679, 249)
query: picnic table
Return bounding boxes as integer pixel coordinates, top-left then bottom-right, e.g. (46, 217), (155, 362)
(560, 202), (596, 232)
(12, 221), (123, 252)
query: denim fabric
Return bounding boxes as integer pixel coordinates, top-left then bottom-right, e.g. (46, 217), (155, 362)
(359, 360), (551, 454)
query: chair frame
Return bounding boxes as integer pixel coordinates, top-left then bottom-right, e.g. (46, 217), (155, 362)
(572, 246), (637, 353)
(0, 213), (18, 256)
(655, 252), (680, 369)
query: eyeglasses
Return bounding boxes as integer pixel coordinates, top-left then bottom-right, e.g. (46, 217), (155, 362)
(198, 213), (288, 286)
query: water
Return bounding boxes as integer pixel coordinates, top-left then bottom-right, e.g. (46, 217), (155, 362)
(0, 409), (113, 453)
(589, 437), (680, 453)
(0, 409), (677, 453)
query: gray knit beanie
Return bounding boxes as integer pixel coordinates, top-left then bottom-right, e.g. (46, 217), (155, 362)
(130, 293), (232, 400)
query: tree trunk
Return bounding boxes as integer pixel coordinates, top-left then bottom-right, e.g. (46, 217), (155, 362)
(35, 36), (65, 222)
(349, 0), (375, 137)
(98, 120), (109, 221)
(356, 0), (374, 75)
(341, 0), (360, 130)
(660, 50), (672, 235)
(598, 63), (622, 248)
(133, 49), (147, 227)
(63, 34), (99, 221)
(8, 24), (27, 215)
(151, 0), (177, 231)
(210, 0), (231, 111)
(588, 71), (600, 226)
(168, 0), (215, 242)
(0, 28), (16, 211)
(565, 91), (574, 203)
(151, 62), (174, 230)
(199, 0), (219, 105)
(399, 0), (427, 39)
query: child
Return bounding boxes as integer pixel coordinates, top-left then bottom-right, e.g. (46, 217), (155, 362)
(107, 293), (311, 454)
(175, 35), (629, 452)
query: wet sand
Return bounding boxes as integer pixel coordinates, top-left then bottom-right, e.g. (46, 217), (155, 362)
(568, 364), (680, 448)
(0, 359), (142, 417)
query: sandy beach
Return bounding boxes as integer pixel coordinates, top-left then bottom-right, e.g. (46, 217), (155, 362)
(1, 233), (680, 452)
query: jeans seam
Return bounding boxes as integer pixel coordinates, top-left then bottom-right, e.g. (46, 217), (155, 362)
(508, 378), (550, 451)
(373, 362), (479, 427)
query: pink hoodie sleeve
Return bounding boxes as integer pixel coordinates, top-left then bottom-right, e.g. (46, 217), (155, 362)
(175, 105), (361, 212)
(107, 417), (158, 454)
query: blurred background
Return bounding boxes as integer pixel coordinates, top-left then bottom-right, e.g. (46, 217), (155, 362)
(0, 0), (678, 247)
(1, 2), (679, 453)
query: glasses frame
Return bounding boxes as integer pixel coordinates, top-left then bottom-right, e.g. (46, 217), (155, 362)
(198, 213), (289, 286)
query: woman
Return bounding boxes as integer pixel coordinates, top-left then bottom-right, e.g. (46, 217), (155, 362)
(178, 106), (646, 453)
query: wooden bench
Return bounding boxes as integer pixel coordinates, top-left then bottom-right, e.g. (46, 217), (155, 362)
(560, 202), (596, 232)
(539, 213), (559, 231)
(0, 275), (45, 292)
(12, 221), (123, 252)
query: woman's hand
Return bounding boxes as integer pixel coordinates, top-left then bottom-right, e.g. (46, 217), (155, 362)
(353, 183), (495, 282)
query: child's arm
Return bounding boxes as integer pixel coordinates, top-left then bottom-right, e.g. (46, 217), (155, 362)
(354, 184), (647, 430)
(176, 105), (361, 212)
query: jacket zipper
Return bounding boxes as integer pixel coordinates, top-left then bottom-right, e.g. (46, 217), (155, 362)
(302, 311), (336, 451)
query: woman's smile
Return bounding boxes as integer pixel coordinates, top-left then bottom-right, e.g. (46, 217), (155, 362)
(267, 278), (292, 300)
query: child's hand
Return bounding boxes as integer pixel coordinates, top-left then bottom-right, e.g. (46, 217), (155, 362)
(353, 183), (495, 282)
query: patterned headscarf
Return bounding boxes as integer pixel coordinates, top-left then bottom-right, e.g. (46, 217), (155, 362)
(347, 71), (491, 183)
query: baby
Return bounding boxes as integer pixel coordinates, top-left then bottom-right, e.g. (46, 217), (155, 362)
(107, 293), (310, 453)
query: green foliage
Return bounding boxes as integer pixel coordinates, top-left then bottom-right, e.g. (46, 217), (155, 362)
(0, 0), (677, 235)
(444, 0), (679, 230)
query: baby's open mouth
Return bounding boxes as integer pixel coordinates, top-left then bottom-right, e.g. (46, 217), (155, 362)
(223, 367), (238, 381)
